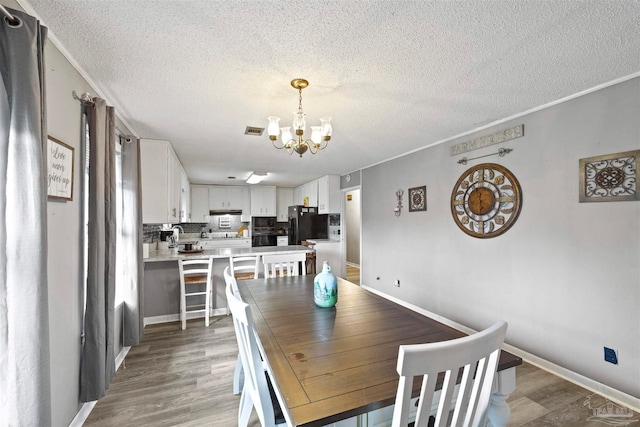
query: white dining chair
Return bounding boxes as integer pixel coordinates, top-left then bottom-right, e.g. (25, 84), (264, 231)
(224, 266), (245, 395)
(391, 320), (508, 427)
(178, 258), (213, 330)
(225, 278), (292, 427)
(262, 253), (306, 278)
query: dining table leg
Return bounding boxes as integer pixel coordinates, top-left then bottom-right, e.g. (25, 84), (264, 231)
(487, 367), (516, 427)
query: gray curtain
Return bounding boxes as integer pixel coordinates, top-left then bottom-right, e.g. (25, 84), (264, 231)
(0, 7), (52, 426)
(80, 98), (116, 402)
(120, 136), (144, 346)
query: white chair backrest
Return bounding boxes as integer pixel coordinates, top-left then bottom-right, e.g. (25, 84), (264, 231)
(223, 266), (240, 298)
(262, 253), (306, 278)
(230, 255), (260, 280)
(391, 321), (508, 427)
(224, 266), (245, 396)
(178, 258), (213, 284)
(226, 280), (290, 426)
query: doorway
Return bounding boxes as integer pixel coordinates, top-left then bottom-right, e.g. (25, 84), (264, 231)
(343, 188), (361, 285)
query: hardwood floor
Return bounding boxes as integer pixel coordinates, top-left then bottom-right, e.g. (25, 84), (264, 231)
(345, 263), (360, 285)
(84, 315), (638, 427)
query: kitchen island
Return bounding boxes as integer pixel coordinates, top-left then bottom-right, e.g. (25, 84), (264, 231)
(143, 245), (312, 324)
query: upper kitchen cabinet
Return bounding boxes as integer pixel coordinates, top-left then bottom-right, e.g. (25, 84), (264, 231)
(317, 175), (341, 214)
(250, 185), (276, 216)
(276, 187), (294, 222)
(191, 185), (209, 223)
(295, 179), (318, 207)
(241, 187), (251, 222)
(140, 139), (184, 224)
(180, 168), (190, 222)
(293, 186), (303, 206)
(209, 186), (244, 211)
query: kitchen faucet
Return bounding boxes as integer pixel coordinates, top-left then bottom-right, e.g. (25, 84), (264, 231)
(171, 225), (184, 244)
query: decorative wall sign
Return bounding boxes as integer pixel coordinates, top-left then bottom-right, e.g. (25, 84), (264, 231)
(451, 163), (522, 238)
(449, 124), (524, 156)
(47, 136), (74, 201)
(579, 150), (639, 203)
(408, 186), (427, 212)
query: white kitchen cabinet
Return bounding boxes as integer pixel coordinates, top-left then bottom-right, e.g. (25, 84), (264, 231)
(250, 185), (276, 216)
(241, 187), (251, 221)
(140, 139), (183, 224)
(276, 187), (294, 222)
(295, 179), (318, 207)
(180, 168), (190, 222)
(209, 186), (244, 210)
(191, 185), (209, 223)
(169, 150), (182, 222)
(317, 175), (341, 214)
(293, 186), (303, 206)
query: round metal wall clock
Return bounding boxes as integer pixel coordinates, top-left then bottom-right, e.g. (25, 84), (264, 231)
(450, 163), (522, 238)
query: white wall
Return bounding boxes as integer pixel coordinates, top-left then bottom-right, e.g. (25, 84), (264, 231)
(45, 37), (88, 427)
(361, 77), (640, 399)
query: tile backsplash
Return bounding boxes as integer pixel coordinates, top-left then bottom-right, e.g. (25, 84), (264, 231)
(143, 215), (249, 242)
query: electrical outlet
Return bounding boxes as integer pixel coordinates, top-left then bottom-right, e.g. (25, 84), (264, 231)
(394, 280), (400, 287)
(604, 347), (618, 365)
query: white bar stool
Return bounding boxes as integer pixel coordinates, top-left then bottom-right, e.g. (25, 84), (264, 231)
(178, 258), (213, 330)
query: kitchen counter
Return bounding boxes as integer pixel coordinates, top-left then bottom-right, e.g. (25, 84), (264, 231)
(143, 245), (313, 324)
(144, 245), (311, 263)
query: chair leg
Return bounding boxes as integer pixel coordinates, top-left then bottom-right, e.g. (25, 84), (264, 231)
(205, 280), (211, 328)
(180, 290), (186, 330)
(239, 388), (253, 427)
(233, 355), (244, 395)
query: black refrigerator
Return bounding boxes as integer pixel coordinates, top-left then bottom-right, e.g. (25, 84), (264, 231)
(288, 206), (328, 245)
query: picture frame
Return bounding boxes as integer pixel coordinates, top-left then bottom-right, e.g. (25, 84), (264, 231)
(47, 136), (74, 201)
(579, 150), (639, 203)
(408, 185), (427, 212)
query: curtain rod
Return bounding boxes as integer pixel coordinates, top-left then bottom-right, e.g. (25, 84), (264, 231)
(72, 90), (95, 106)
(0, 5), (20, 25)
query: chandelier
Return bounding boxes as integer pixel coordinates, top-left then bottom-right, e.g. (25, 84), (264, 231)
(267, 79), (332, 157)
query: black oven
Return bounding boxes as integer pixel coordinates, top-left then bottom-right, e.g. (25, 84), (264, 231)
(252, 216), (277, 247)
(252, 234), (277, 247)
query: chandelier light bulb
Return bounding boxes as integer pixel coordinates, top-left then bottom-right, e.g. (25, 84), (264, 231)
(310, 126), (322, 146)
(320, 117), (332, 140)
(280, 127), (293, 146)
(293, 109), (306, 133)
(267, 116), (280, 140)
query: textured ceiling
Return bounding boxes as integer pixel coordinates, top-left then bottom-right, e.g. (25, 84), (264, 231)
(20, 0), (640, 187)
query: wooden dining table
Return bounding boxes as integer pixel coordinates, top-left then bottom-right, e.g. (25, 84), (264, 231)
(238, 275), (522, 427)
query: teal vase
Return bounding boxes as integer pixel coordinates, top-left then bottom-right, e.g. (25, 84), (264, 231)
(314, 261), (338, 308)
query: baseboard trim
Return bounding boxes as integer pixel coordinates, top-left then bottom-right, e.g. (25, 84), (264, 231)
(361, 284), (640, 413)
(144, 309), (228, 326)
(69, 345), (131, 427)
(501, 343), (640, 413)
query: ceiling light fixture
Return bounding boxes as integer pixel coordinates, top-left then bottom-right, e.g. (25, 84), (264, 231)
(246, 172), (267, 184)
(267, 78), (332, 157)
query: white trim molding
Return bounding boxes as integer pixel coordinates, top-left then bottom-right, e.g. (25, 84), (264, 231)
(144, 309), (228, 326)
